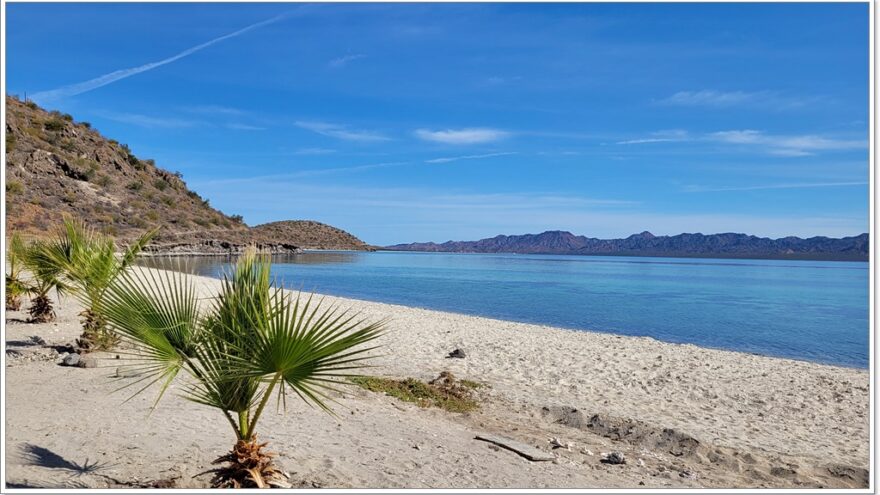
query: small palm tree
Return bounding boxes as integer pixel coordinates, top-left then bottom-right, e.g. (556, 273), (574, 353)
(19, 240), (67, 323)
(6, 233), (31, 310)
(39, 217), (156, 350)
(101, 249), (385, 488)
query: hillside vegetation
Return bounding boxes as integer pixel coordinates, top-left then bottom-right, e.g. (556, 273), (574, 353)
(4, 96), (371, 253)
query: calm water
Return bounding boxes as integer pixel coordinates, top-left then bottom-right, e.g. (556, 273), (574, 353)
(140, 251), (870, 368)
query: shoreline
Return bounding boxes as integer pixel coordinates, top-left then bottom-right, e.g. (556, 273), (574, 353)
(138, 259), (868, 370)
(4, 267), (870, 488)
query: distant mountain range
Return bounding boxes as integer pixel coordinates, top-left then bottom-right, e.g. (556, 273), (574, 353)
(385, 230), (869, 261)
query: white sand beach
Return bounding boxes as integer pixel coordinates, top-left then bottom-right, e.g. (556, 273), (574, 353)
(4, 268), (870, 489)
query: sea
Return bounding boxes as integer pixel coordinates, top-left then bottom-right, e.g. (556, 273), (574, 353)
(140, 251), (870, 368)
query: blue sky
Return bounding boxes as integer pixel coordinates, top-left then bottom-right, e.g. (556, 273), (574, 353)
(5, 3), (869, 245)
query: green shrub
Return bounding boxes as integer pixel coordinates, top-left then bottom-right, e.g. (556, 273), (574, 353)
(84, 163), (99, 182)
(230, 214), (244, 223)
(25, 101), (38, 110)
(153, 179), (168, 191)
(6, 134), (16, 153)
(126, 180), (143, 191)
(161, 195), (174, 206)
(44, 118), (65, 132)
(6, 181), (23, 195)
(60, 138), (76, 152)
(80, 122), (91, 129)
(61, 113), (73, 122)
(95, 174), (112, 187)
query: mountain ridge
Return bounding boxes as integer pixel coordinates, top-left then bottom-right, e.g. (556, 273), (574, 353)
(385, 230), (869, 261)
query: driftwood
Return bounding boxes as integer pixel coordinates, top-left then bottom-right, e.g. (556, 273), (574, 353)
(474, 434), (555, 461)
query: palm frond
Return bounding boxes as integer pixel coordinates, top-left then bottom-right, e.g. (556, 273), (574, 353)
(101, 267), (200, 405)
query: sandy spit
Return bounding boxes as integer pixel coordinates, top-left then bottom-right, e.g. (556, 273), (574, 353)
(3, 268), (870, 489)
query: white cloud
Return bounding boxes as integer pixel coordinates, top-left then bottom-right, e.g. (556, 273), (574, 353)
(30, 12), (292, 102)
(185, 105), (246, 115)
(98, 112), (199, 128)
(425, 152), (518, 164)
(657, 90), (814, 109)
(225, 123), (265, 131)
(683, 181), (868, 193)
(615, 129), (690, 145)
(710, 129), (764, 144)
(616, 128), (865, 156)
(294, 147), (337, 155)
(415, 128), (509, 145)
(659, 90), (761, 107)
(295, 121), (390, 142)
(199, 161), (413, 186)
(328, 54), (366, 68)
(710, 129), (866, 156)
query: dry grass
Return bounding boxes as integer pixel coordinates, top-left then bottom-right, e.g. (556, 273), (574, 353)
(350, 371), (482, 413)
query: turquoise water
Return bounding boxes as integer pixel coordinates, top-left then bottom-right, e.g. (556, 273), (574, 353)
(145, 251), (870, 368)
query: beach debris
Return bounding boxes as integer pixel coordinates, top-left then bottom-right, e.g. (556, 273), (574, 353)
(61, 353), (81, 367)
(475, 434), (556, 461)
(447, 348), (467, 359)
(79, 357), (98, 368)
(601, 452), (626, 465)
(28, 335), (47, 346)
(637, 458), (646, 467)
(549, 437), (572, 450)
(580, 447), (594, 456)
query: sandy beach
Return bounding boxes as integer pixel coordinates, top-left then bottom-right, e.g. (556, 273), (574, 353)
(4, 268), (870, 489)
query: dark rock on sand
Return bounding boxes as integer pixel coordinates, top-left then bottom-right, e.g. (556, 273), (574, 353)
(447, 348), (467, 359)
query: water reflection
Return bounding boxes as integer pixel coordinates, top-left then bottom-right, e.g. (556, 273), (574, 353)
(137, 251), (362, 277)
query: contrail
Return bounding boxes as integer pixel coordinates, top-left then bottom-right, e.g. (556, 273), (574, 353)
(31, 12), (291, 102)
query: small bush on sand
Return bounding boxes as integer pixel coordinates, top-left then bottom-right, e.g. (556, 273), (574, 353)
(350, 371), (481, 413)
(102, 249), (385, 488)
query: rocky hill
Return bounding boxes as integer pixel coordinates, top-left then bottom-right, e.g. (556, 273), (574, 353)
(251, 221), (374, 251)
(4, 95), (371, 254)
(386, 230), (869, 261)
